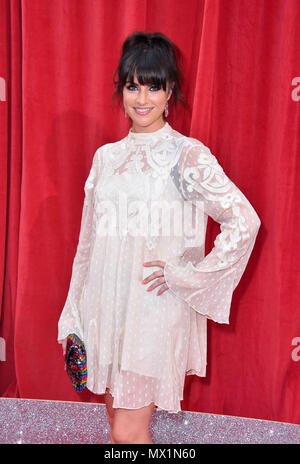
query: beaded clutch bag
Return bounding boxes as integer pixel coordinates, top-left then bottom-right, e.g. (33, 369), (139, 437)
(64, 333), (87, 392)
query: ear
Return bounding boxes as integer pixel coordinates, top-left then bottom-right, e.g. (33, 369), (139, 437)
(167, 82), (174, 100)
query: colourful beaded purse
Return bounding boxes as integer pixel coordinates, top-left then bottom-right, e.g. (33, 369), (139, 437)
(64, 333), (87, 392)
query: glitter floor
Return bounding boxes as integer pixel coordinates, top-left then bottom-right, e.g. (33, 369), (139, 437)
(0, 398), (299, 444)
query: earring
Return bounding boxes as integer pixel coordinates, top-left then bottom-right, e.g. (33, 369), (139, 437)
(164, 101), (169, 118)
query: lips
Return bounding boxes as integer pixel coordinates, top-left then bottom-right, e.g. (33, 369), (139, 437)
(134, 107), (154, 115)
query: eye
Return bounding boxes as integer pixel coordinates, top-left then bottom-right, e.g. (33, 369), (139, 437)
(126, 84), (137, 91)
(149, 85), (160, 91)
(125, 83), (161, 91)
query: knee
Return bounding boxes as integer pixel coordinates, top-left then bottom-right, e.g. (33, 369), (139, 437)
(111, 422), (140, 444)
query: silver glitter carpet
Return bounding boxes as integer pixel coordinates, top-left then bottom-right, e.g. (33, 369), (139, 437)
(0, 398), (299, 444)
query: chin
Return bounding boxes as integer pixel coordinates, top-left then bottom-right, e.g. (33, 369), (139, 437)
(129, 114), (162, 128)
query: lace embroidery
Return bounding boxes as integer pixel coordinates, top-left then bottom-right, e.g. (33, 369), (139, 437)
(179, 144), (252, 267)
(183, 147), (232, 200)
(97, 135), (185, 250)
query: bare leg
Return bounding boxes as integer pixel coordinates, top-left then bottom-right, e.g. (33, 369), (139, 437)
(111, 402), (156, 444)
(104, 388), (116, 444)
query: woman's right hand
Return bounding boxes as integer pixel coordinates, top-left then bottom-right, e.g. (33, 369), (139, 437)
(61, 338), (67, 356)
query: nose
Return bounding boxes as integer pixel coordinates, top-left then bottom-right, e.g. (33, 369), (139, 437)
(136, 88), (148, 106)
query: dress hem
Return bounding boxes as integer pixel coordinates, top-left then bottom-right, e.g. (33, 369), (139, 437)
(87, 384), (182, 414)
(85, 368), (206, 414)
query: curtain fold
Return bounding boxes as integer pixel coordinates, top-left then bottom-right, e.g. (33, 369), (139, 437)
(0, 0), (299, 424)
(0, 0), (23, 396)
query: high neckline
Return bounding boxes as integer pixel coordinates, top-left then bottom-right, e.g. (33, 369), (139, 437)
(127, 121), (173, 144)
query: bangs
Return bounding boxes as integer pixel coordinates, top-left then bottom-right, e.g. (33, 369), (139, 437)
(122, 49), (169, 91)
(112, 31), (186, 110)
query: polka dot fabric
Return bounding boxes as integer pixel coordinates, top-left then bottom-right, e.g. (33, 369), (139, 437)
(57, 122), (261, 413)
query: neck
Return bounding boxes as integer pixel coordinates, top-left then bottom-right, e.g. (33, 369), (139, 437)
(130, 119), (166, 134)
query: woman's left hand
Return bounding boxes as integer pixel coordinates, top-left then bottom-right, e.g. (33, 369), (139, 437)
(142, 260), (169, 296)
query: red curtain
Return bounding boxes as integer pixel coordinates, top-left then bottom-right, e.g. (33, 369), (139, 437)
(1, 0), (300, 424)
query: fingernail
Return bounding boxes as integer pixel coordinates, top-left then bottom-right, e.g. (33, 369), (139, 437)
(142, 280), (145, 284)
(63, 351), (66, 356)
(146, 288), (151, 292)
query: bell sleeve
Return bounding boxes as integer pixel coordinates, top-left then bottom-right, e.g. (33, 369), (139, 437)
(164, 142), (261, 324)
(57, 147), (101, 343)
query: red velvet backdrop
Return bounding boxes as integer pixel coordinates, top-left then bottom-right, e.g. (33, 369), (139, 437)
(1, 0), (300, 424)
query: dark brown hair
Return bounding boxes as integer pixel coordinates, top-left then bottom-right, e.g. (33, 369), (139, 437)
(112, 31), (186, 111)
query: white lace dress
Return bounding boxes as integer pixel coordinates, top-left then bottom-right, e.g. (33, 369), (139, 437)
(57, 121), (261, 413)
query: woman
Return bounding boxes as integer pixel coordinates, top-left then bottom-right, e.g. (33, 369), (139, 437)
(57, 31), (261, 444)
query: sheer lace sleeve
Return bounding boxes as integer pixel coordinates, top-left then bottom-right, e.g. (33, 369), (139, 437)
(164, 142), (261, 324)
(57, 148), (102, 342)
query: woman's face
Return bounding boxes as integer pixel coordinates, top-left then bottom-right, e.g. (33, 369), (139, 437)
(123, 72), (173, 133)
